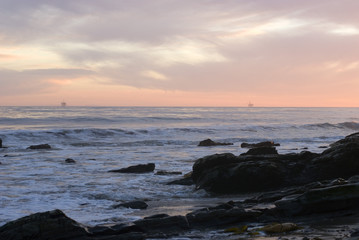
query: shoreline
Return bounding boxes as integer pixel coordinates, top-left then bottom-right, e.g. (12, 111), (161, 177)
(2, 132), (359, 239)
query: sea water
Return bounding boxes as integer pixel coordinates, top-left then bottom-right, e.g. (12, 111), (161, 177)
(0, 106), (358, 226)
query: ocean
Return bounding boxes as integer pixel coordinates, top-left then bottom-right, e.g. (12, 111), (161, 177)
(0, 106), (358, 227)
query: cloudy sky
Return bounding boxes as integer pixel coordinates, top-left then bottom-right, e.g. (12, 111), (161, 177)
(1, 0), (358, 106)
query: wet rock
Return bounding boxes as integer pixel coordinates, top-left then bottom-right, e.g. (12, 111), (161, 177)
(260, 222), (299, 233)
(192, 153), (238, 183)
(0, 138), (2, 148)
(241, 141), (280, 148)
(0, 209), (88, 240)
(65, 158), (76, 163)
(186, 207), (261, 228)
(88, 223), (144, 237)
(166, 176), (194, 185)
(351, 229), (359, 237)
(27, 144), (52, 150)
(113, 201), (148, 210)
(310, 142), (359, 181)
(134, 215), (189, 233)
(155, 170), (182, 175)
(241, 146), (278, 155)
(275, 183), (359, 216)
(198, 139), (233, 147)
(330, 132), (359, 147)
(144, 214), (170, 219)
(108, 163), (155, 173)
(191, 134), (359, 194)
(192, 153), (293, 194)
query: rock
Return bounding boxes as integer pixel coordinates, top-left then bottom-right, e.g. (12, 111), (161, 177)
(192, 153), (298, 194)
(330, 132), (359, 147)
(198, 139), (233, 147)
(241, 141), (280, 148)
(166, 176), (194, 186)
(0, 209), (88, 240)
(311, 142), (359, 181)
(275, 183), (359, 216)
(260, 222), (299, 233)
(191, 153), (239, 183)
(241, 147), (278, 155)
(144, 214), (170, 219)
(27, 144), (51, 150)
(0, 138), (2, 148)
(155, 170), (182, 175)
(191, 134), (359, 194)
(65, 158), (76, 163)
(134, 215), (189, 233)
(113, 201), (148, 210)
(186, 207), (261, 228)
(108, 163), (155, 173)
(88, 223), (144, 238)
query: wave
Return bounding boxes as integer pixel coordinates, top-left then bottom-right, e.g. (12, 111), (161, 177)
(303, 121), (359, 130)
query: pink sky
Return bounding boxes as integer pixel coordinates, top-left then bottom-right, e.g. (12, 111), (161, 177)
(1, 0), (359, 107)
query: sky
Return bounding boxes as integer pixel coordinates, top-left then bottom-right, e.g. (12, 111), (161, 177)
(1, 0), (359, 107)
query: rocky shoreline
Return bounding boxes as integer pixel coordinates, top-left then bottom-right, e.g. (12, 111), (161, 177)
(1, 133), (359, 239)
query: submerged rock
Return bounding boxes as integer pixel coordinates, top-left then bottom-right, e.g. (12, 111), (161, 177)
(109, 163), (155, 173)
(65, 158), (76, 164)
(0, 209), (88, 240)
(198, 139), (233, 147)
(113, 201), (148, 210)
(155, 170), (182, 175)
(27, 144), (51, 150)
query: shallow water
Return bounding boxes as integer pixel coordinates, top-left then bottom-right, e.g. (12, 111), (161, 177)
(0, 107), (358, 226)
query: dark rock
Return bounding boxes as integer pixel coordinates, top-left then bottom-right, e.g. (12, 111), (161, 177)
(27, 144), (51, 150)
(191, 134), (359, 194)
(0, 209), (88, 240)
(241, 146), (278, 155)
(192, 153), (301, 194)
(88, 223), (144, 237)
(351, 229), (359, 237)
(108, 163), (155, 173)
(144, 214), (170, 219)
(241, 141), (280, 148)
(65, 158), (76, 163)
(166, 176), (194, 185)
(186, 207), (261, 228)
(134, 215), (189, 233)
(192, 153), (238, 183)
(311, 142), (359, 181)
(330, 132), (359, 147)
(198, 139), (233, 147)
(155, 170), (182, 175)
(0, 138), (2, 148)
(275, 183), (359, 216)
(113, 201), (148, 210)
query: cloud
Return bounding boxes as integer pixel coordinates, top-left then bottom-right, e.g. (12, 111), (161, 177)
(1, 0), (359, 101)
(0, 68), (95, 95)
